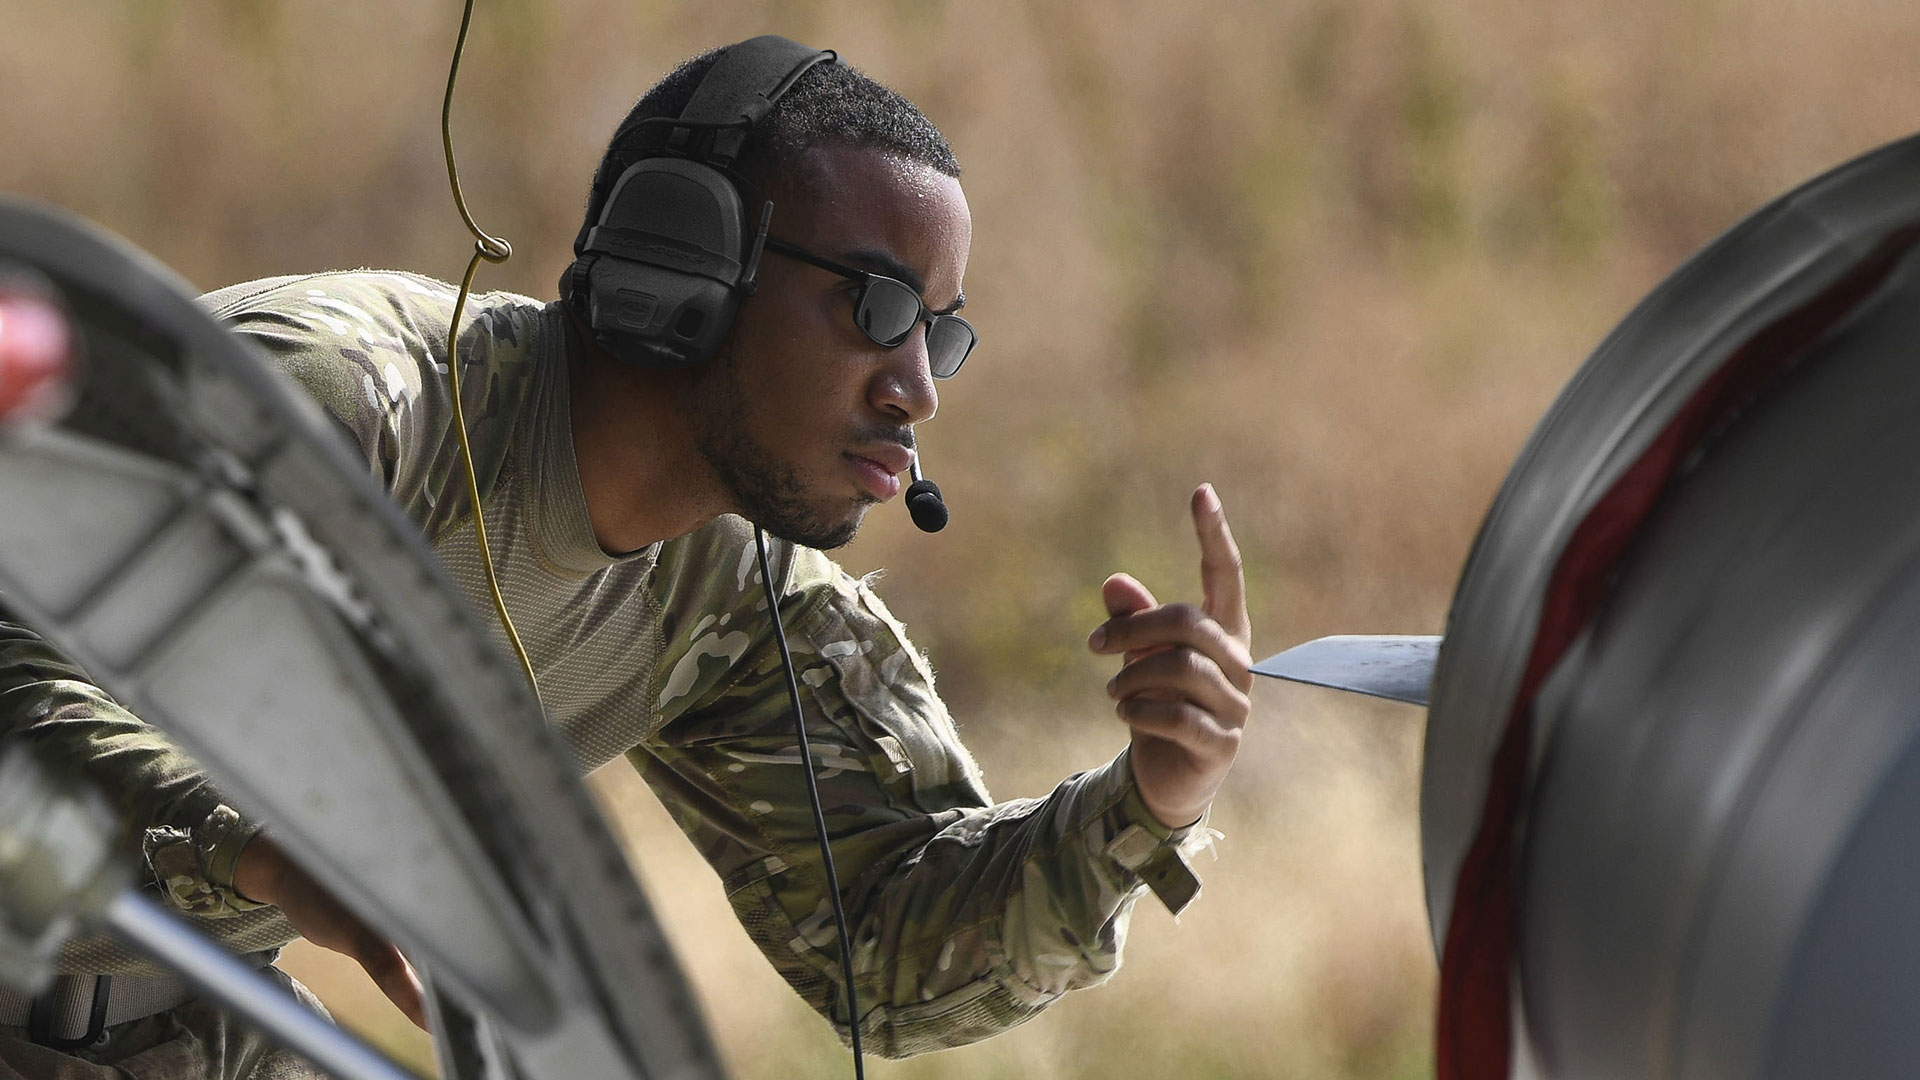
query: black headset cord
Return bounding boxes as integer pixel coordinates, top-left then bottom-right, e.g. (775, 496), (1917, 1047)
(445, 4), (865, 1071)
(754, 525), (867, 1080)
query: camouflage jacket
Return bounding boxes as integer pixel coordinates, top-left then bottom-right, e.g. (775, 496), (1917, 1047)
(1, 271), (1212, 1057)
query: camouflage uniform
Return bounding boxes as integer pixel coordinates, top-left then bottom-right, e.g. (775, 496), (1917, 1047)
(0, 968), (331, 1080)
(0, 271), (1213, 1069)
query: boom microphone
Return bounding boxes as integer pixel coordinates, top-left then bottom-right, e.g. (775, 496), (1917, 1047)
(905, 457), (948, 533)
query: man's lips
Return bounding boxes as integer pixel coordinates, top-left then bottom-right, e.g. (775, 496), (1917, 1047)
(845, 445), (912, 500)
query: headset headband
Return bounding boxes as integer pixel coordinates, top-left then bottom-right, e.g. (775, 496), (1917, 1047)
(576, 37), (836, 259)
(674, 36), (836, 166)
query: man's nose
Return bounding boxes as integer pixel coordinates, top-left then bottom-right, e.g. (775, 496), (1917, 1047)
(871, 325), (938, 424)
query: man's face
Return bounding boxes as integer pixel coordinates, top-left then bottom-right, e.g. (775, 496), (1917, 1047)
(683, 144), (971, 549)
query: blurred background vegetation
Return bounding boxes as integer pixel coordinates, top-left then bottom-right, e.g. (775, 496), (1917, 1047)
(5, 0), (1918, 1076)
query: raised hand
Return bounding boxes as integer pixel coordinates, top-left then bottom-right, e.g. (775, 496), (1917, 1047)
(1087, 483), (1254, 828)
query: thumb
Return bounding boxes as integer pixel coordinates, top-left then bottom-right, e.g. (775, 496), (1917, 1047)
(1101, 572), (1157, 617)
(1099, 573), (1167, 666)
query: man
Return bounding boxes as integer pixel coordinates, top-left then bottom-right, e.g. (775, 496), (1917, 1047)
(0, 41), (1253, 1076)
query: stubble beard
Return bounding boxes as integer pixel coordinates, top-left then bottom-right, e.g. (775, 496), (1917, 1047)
(685, 353), (870, 551)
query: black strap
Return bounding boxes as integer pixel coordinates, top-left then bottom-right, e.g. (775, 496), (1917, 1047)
(674, 36), (835, 166)
(583, 225), (743, 283)
(28, 974), (112, 1051)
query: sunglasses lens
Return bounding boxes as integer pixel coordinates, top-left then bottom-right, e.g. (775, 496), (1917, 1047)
(848, 273), (976, 377)
(856, 279), (922, 346)
(927, 316), (977, 378)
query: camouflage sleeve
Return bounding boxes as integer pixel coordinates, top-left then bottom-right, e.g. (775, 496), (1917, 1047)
(209, 272), (543, 542)
(0, 608), (264, 916)
(638, 525), (1215, 1057)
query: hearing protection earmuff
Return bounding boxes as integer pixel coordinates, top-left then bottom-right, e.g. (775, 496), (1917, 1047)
(561, 36), (836, 369)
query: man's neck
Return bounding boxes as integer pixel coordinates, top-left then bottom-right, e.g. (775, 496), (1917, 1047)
(562, 308), (728, 553)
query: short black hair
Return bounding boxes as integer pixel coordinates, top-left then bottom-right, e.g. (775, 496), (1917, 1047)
(577, 45), (961, 246)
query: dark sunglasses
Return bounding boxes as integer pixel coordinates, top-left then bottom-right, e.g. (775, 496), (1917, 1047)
(761, 237), (977, 379)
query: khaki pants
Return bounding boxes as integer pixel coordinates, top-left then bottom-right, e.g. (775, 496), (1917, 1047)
(0, 969), (331, 1080)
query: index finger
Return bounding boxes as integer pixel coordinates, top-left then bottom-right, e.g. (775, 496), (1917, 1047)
(1192, 483), (1250, 644)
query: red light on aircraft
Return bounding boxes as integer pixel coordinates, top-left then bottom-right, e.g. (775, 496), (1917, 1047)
(0, 287), (74, 423)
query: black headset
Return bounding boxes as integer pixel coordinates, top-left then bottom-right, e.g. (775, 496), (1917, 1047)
(561, 36), (836, 369)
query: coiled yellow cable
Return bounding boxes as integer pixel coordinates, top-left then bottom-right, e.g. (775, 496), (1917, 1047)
(439, 0), (542, 713)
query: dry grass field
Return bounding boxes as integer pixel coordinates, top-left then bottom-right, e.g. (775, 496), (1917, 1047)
(6, 0), (1920, 1076)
